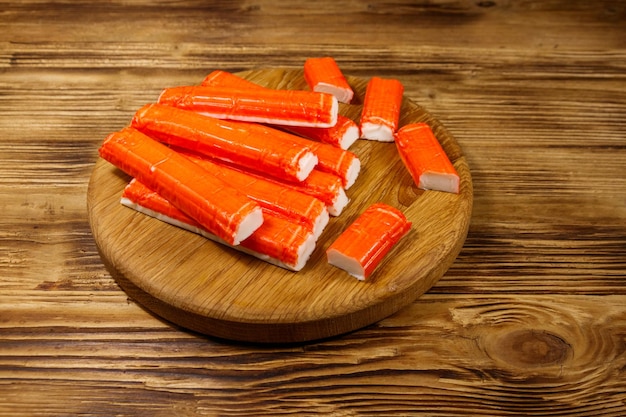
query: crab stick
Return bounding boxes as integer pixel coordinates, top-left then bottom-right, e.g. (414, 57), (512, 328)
(131, 103), (318, 183)
(326, 203), (411, 280)
(300, 140), (361, 189)
(178, 149), (330, 239)
(98, 127), (264, 246)
(226, 161), (349, 217)
(282, 115), (360, 150)
(121, 180), (316, 271)
(201, 70), (360, 150)
(158, 85), (338, 128)
(303, 57), (354, 104)
(394, 123), (460, 194)
(275, 169), (349, 217)
(359, 77), (404, 142)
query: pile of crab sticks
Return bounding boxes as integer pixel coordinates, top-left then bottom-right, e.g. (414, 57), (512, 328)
(98, 57), (459, 279)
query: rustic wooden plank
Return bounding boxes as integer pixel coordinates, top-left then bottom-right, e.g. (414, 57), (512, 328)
(1, 294), (625, 415)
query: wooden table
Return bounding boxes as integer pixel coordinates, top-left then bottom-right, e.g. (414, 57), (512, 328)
(2, 1), (625, 415)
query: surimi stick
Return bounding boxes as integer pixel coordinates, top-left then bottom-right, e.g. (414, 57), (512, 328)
(131, 103), (318, 183)
(394, 123), (460, 194)
(98, 127), (263, 246)
(294, 139), (360, 189)
(158, 84), (338, 128)
(359, 77), (404, 142)
(242, 165), (349, 217)
(326, 203), (411, 280)
(303, 57), (354, 104)
(282, 115), (360, 151)
(178, 149), (330, 239)
(201, 70), (360, 150)
(121, 179), (316, 271)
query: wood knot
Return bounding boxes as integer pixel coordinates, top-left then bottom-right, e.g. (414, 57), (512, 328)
(491, 329), (571, 368)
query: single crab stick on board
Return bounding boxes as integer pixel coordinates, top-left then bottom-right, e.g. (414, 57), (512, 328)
(326, 203), (412, 280)
(395, 123), (460, 194)
(98, 127), (264, 246)
(131, 103), (318, 183)
(359, 77), (404, 142)
(178, 149), (330, 239)
(121, 180), (316, 271)
(201, 71), (360, 150)
(158, 85), (339, 128)
(303, 57), (354, 104)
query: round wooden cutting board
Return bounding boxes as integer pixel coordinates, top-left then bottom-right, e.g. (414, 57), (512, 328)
(87, 69), (473, 344)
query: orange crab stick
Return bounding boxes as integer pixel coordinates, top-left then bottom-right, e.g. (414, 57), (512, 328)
(326, 203), (411, 280)
(178, 149), (330, 239)
(303, 57), (354, 104)
(359, 77), (404, 142)
(131, 103), (318, 183)
(201, 70), (360, 150)
(158, 84), (338, 128)
(283, 115), (360, 151)
(98, 127), (264, 246)
(300, 140), (361, 189)
(238, 164), (349, 217)
(394, 123), (460, 194)
(121, 180), (316, 271)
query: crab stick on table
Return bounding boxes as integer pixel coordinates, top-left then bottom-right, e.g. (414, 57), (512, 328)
(201, 70), (360, 150)
(178, 149), (330, 239)
(326, 203), (412, 280)
(131, 103), (318, 183)
(121, 179), (316, 271)
(158, 84), (338, 128)
(98, 127), (264, 246)
(303, 57), (354, 104)
(359, 77), (404, 142)
(394, 123), (460, 194)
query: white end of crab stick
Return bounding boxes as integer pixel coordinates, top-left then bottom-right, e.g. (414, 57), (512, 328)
(343, 156), (361, 190)
(312, 208), (330, 240)
(338, 122), (360, 150)
(235, 209), (265, 244)
(296, 151), (319, 182)
(313, 82), (353, 105)
(326, 250), (367, 280)
(360, 122), (395, 142)
(419, 172), (460, 195)
(328, 187), (349, 217)
(287, 233), (317, 271)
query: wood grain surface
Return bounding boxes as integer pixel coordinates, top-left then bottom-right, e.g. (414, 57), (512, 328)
(1, 0), (625, 415)
(87, 69), (472, 343)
